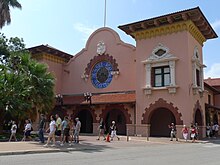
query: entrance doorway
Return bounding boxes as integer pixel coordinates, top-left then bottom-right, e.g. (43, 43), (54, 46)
(105, 109), (126, 135)
(150, 108), (176, 137)
(195, 109), (203, 126)
(77, 109), (93, 133)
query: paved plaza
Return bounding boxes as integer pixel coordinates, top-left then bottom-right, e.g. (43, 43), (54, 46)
(0, 135), (213, 156)
(1, 136), (220, 165)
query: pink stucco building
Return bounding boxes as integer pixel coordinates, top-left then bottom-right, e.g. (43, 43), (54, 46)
(29, 7), (220, 138)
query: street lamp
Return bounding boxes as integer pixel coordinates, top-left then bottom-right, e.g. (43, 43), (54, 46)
(84, 92), (92, 106)
(55, 94), (63, 106)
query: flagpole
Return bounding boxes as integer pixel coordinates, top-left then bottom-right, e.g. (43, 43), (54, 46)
(104, 0), (107, 27)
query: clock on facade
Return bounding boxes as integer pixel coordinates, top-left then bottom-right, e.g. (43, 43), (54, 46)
(91, 61), (113, 88)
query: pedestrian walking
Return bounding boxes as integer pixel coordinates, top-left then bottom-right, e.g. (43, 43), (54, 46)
(181, 125), (188, 141)
(110, 121), (120, 141)
(60, 116), (70, 146)
(74, 117), (81, 144)
(195, 123), (199, 140)
(9, 121), (17, 142)
(69, 118), (74, 144)
(206, 123), (211, 138)
(213, 123), (219, 137)
(168, 123), (178, 141)
(44, 115), (56, 147)
(38, 114), (46, 143)
(97, 118), (106, 140)
(55, 114), (62, 143)
(190, 125), (196, 143)
(22, 119), (32, 141)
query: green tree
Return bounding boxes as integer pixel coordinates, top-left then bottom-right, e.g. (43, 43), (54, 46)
(0, 33), (55, 131)
(0, 0), (22, 29)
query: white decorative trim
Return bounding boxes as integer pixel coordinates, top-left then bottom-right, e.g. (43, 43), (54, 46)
(142, 43), (179, 95)
(97, 41), (106, 55)
(110, 70), (120, 78)
(81, 71), (89, 81)
(147, 43), (173, 61)
(191, 46), (205, 94)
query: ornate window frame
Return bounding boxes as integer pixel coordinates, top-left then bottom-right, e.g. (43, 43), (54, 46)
(142, 43), (179, 95)
(192, 46), (205, 96)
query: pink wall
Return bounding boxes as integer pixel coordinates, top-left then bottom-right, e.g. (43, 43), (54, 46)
(61, 27), (136, 95)
(135, 30), (205, 126)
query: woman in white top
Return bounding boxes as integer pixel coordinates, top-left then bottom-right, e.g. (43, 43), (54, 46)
(22, 119), (32, 141)
(44, 115), (56, 147)
(9, 121), (17, 142)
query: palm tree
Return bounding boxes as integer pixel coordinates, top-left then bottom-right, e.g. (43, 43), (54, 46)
(0, 0), (22, 29)
(0, 34), (55, 132)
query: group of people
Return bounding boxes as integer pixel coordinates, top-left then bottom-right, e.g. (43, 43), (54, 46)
(41, 114), (81, 147)
(206, 123), (219, 138)
(169, 122), (219, 142)
(97, 118), (120, 141)
(9, 119), (33, 142)
(169, 123), (200, 142)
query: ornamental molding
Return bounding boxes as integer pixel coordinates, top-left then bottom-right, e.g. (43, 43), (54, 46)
(132, 20), (206, 46)
(142, 43), (178, 64)
(82, 54), (119, 79)
(97, 41), (106, 55)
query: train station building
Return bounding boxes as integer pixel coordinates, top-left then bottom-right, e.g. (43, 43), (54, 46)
(29, 7), (220, 138)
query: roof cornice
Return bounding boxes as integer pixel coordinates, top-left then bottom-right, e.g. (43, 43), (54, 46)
(118, 7), (217, 41)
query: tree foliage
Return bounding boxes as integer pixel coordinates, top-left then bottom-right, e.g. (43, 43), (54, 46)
(0, 0), (22, 28)
(0, 33), (55, 125)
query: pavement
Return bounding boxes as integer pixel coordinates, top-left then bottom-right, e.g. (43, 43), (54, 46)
(0, 135), (215, 156)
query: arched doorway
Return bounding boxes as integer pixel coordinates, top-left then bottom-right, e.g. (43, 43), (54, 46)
(105, 109), (126, 135)
(150, 108), (176, 137)
(77, 109), (93, 133)
(195, 109), (203, 126)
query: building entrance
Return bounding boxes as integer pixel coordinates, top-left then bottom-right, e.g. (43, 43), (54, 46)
(105, 109), (126, 135)
(150, 108), (176, 137)
(77, 109), (93, 133)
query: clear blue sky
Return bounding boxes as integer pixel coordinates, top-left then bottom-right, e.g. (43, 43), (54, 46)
(1, 0), (220, 78)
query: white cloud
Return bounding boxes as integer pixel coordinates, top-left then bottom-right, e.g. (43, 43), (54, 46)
(204, 63), (220, 79)
(211, 20), (220, 31)
(73, 23), (98, 41)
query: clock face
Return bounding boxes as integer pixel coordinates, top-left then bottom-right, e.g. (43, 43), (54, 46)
(91, 61), (113, 88)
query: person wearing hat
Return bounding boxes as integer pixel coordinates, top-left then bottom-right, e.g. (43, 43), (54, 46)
(73, 117), (81, 144)
(110, 120), (120, 141)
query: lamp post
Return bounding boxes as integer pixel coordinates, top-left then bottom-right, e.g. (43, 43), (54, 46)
(84, 92), (92, 106)
(55, 94), (63, 107)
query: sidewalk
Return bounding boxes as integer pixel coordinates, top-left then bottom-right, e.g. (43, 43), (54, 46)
(0, 135), (211, 156)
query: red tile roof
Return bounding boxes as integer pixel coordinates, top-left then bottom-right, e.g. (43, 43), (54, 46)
(63, 92), (136, 105)
(204, 78), (220, 87)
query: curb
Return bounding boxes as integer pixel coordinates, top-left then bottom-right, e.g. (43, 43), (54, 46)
(0, 147), (101, 156)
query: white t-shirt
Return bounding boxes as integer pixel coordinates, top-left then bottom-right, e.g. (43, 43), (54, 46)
(25, 123), (32, 131)
(50, 120), (56, 133)
(11, 124), (17, 134)
(75, 121), (81, 131)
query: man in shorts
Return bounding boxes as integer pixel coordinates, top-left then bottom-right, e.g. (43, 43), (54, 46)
(55, 114), (62, 142)
(74, 117), (81, 144)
